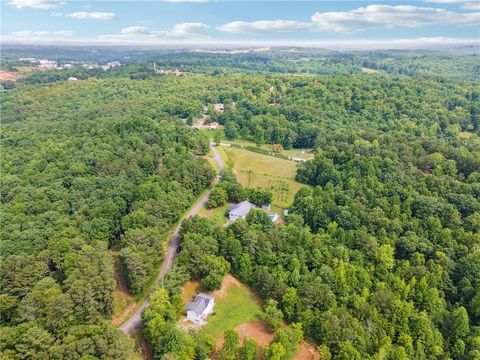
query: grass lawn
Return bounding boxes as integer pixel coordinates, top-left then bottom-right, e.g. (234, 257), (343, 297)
(222, 146), (307, 209)
(181, 275), (264, 339)
(458, 131), (476, 139)
(198, 203), (229, 227)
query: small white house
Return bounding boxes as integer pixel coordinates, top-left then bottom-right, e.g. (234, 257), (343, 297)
(214, 103), (224, 112)
(68, 77), (79, 81)
(186, 293), (214, 325)
(229, 200), (256, 221)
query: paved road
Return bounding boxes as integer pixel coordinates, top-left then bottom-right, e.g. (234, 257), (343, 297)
(119, 144), (224, 335)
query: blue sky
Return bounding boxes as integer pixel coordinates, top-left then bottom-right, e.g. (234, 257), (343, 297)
(1, 0), (479, 46)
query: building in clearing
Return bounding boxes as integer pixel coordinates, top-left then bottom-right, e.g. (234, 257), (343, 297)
(262, 203), (271, 211)
(207, 121), (219, 129)
(268, 213), (279, 222)
(186, 293), (214, 324)
(68, 77), (79, 81)
(229, 200), (256, 221)
(214, 103), (224, 112)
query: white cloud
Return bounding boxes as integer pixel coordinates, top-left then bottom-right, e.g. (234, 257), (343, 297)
(462, 2), (480, 10)
(8, 0), (64, 9)
(98, 23), (210, 41)
(423, 0), (480, 10)
(310, 5), (479, 33)
(164, 0), (209, 3)
(66, 11), (116, 20)
(50, 11), (63, 16)
(169, 22), (210, 37)
(10, 30), (73, 37)
(219, 5), (479, 34)
(218, 20), (312, 33)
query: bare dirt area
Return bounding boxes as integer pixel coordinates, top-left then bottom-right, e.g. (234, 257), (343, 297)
(111, 255), (137, 326)
(210, 274), (243, 298)
(181, 280), (201, 304)
(296, 342), (320, 360)
(0, 71), (17, 81)
(213, 321), (273, 359)
(213, 320), (318, 360)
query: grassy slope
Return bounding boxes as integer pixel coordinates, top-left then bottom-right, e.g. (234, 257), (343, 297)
(223, 146), (306, 209)
(182, 276), (263, 339)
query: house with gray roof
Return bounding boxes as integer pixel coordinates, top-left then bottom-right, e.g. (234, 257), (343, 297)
(228, 200), (256, 221)
(186, 293), (214, 324)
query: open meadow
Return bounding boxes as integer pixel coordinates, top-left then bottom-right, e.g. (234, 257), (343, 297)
(220, 146), (307, 209)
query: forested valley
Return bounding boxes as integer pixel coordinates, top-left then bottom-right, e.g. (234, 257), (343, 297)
(0, 48), (479, 359)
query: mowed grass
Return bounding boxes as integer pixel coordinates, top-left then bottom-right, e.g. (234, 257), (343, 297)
(182, 275), (263, 339)
(223, 146), (306, 209)
(198, 203), (229, 227)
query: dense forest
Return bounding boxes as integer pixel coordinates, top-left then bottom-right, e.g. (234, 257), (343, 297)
(2, 46), (479, 89)
(1, 47), (479, 359)
(0, 79), (215, 358)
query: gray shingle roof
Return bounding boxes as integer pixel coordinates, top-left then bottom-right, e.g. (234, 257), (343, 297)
(229, 200), (256, 217)
(186, 293), (213, 316)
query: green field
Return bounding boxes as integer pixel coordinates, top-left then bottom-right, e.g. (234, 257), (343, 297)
(198, 203), (229, 227)
(222, 146), (306, 209)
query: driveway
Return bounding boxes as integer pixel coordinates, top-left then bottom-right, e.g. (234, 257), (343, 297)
(119, 144), (224, 335)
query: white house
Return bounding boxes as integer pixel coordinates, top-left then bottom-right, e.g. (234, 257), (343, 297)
(214, 103), (224, 112)
(229, 200), (256, 221)
(186, 293), (214, 325)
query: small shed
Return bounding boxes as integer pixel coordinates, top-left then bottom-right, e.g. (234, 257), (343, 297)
(262, 203), (271, 211)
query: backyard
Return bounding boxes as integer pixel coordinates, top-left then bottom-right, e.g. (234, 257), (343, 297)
(181, 275), (264, 339)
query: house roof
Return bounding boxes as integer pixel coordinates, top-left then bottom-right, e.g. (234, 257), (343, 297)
(187, 293), (213, 316)
(229, 200), (256, 217)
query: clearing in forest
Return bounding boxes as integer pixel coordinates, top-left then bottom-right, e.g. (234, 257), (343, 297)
(181, 275), (263, 339)
(221, 146), (306, 209)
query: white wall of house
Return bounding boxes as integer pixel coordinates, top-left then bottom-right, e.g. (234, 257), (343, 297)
(187, 299), (214, 324)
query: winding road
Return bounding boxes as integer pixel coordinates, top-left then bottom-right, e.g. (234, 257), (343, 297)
(119, 144), (224, 335)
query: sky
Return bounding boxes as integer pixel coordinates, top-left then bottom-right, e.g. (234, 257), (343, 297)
(1, 0), (479, 47)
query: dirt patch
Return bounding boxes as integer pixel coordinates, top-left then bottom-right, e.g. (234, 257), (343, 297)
(0, 71), (17, 81)
(210, 274), (243, 298)
(111, 253), (137, 326)
(181, 280), (201, 304)
(112, 302), (137, 326)
(213, 321), (273, 359)
(295, 342), (320, 360)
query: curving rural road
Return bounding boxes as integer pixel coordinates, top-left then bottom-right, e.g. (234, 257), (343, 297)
(119, 144), (224, 335)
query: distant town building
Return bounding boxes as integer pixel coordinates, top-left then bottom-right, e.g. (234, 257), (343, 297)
(101, 61), (121, 71)
(38, 59), (58, 69)
(229, 200), (256, 221)
(68, 77), (79, 81)
(186, 293), (214, 324)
